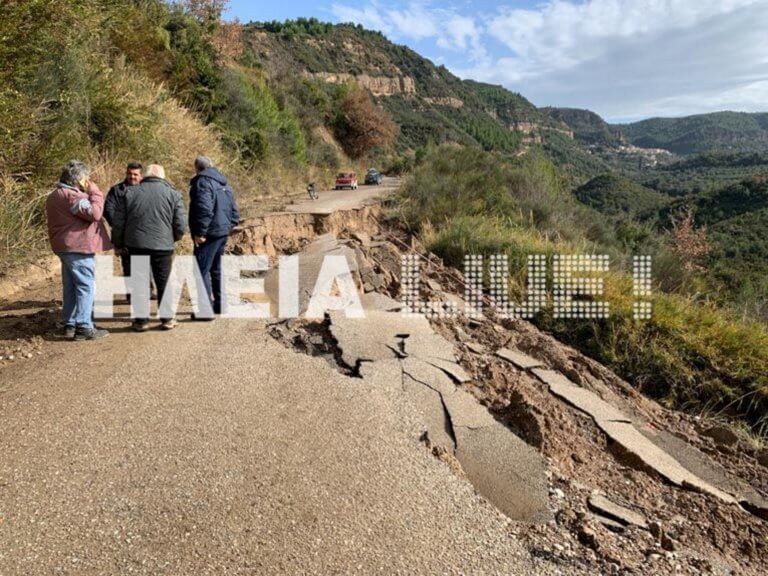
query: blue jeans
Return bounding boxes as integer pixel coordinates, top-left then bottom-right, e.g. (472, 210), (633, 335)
(57, 252), (96, 330)
(194, 235), (228, 314)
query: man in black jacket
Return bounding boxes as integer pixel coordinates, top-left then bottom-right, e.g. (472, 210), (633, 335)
(112, 164), (187, 331)
(188, 156), (240, 318)
(104, 162), (142, 276)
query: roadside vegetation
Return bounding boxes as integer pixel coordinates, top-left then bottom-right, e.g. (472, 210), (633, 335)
(578, 163), (768, 320)
(0, 3), (398, 269)
(398, 145), (768, 437)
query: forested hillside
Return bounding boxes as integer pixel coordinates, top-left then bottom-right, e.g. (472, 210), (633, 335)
(617, 112), (768, 155)
(245, 20), (609, 179)
(639, 152), (768, 195)
(548, 108), (768, 156)
(543, 107), (624, 147)
(574, 173), (669, 218)
(247, 21), (530, 152)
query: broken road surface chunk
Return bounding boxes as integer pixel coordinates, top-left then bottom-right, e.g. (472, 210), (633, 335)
(454, 426), (551, 523)
(496, 348), (545, 370)
(588, 493), (648, 529)
(531, 368), (739, 505)
(532, 368), (630, 424)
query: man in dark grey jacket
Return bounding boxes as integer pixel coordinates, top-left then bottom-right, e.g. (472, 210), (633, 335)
(111, 164), (187, 332)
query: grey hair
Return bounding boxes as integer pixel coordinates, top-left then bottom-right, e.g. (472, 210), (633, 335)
(59, 160), (91, 188)
(144, 164), (166, 179)
(194, 156), (214, 172)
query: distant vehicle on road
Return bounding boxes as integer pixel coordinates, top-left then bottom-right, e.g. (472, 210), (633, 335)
(335, 172), (358, 190)
(364, 169), (383, 185)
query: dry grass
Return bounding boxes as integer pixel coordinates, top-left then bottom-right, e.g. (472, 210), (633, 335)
(0, 175), (49, 268)
(0, 62), (316, 273)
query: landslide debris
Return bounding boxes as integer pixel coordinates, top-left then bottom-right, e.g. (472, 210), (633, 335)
(259, 215), (768, 575)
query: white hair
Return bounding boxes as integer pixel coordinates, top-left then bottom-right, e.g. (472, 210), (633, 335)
(144, 164), (166, 179)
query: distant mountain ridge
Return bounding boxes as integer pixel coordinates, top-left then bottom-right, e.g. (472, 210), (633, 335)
(542, 107), (624, 147)
(244, 20), (768, 175)
(547, 108), (768, 156)
(617, 111), (768, 155)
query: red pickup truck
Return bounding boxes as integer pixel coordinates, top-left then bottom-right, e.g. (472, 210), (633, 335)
(334, 172), (358, 190)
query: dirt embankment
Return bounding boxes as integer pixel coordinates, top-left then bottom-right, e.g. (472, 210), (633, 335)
(229, 204), (384, 261)
(0, 256), (61, 302)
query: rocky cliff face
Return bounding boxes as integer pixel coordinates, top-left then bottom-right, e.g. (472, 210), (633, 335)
(505, 122), (573, 145)
(423, 96), (464, 109)
(304, 72), (416, 96)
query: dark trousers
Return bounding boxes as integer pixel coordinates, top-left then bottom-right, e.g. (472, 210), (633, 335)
(122, 249), (156, 298)
(119, 249), (131, 277)
(194, 235), (228, 314)
(127, 248), (174, 322)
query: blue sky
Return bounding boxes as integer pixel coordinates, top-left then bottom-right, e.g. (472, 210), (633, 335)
(225, 0), (768, 122)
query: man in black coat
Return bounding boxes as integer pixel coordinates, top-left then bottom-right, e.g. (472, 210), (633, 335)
(111, 164), (187, 331)
(104, 162), (143, 276)
(188, 156), (240, 318)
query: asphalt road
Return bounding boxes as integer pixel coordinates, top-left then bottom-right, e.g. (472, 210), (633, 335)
(0, 182), (574, 575)
(286, 178), (398, 215)
(0, 318), (563, 575)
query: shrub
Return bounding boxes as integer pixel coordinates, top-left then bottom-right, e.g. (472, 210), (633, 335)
(332, 84), (397, 159)
(164, 7), (223, 119)
(308, 142), (340, 170)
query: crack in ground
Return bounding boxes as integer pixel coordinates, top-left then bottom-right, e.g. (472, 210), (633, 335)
(267, 318), (361, 377)
(402, 367), (458, 450)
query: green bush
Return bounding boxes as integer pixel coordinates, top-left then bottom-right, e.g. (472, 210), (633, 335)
(214, 68), (307, 165)
(308, 142), (340, 170)
(164, 7), (223, 120)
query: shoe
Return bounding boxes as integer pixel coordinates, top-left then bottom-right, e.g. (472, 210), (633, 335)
(161, 319), (177, 331)
(190, 313), (215, 322)
(74, 327), (109, 341)
(132, 320), (150, 332)
(64, 326), (76, 340)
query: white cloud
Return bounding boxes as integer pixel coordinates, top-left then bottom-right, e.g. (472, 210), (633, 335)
(387, 4), (440, 40)
(331, 0), (768, 119)
(437, 14), (487, 62)
(486, 0), (761, 82)
(330, 3), (395, 36)
(459, 0), (768, 119)
(331, 1), (439, 41)
(331, 2), (485, 61)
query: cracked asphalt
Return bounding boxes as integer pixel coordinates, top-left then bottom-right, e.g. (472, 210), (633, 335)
(0, 317), (573, 575)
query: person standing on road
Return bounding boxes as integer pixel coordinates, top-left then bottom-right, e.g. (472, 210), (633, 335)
(111, 164), (187, 332)
(188, 156), (240, 319)
(104, 162), (143, 276)
(46, 161), (112, 341)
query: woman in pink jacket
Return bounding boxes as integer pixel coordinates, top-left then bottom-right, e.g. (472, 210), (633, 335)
(46, 161), (112, 341)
